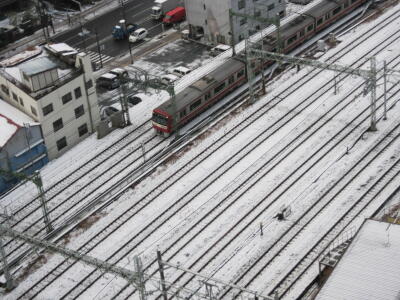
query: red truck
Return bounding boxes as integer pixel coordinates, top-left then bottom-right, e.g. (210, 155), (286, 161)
(163, 6), (185, 25)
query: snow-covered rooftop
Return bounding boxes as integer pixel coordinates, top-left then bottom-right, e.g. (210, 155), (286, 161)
(0, 99), (38, 147)
(316, 220), (400, 300)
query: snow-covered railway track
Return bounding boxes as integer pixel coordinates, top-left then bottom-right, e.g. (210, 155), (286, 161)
(4, 125), (165, 264)
(221, 112), (400, 300)
(268, 138), (400, 300)
(10, 8), (400, 300)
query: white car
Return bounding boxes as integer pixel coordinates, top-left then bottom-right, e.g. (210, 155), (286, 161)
(171, 66), (192, 77)
(129, 28), (148, 43)
(210, 44), (230, 56)
(161, 74), (179, 85)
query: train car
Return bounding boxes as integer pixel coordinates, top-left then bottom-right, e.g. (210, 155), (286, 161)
(152, 0), (368, 136)
(152, 58), (246, 136)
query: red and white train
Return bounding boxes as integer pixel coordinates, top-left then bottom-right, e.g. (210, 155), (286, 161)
(152, 0), (368, 136)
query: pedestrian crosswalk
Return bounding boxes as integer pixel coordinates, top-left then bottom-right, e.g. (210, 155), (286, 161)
(75, 48), (114, 68)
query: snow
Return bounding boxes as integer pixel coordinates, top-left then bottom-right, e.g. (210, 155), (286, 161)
(2, 2), (400, 300)
(315, 220), (400, 300)
(0, 47), (42, 68)
(0, 99), (37, 147)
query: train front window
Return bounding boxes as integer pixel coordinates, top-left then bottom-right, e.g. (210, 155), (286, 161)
(153, 112), (168, 126)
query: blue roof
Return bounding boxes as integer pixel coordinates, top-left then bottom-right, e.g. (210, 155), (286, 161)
(19, 56), (58, 76)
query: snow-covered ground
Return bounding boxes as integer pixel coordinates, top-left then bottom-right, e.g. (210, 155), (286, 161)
(2, 2), (400, 300)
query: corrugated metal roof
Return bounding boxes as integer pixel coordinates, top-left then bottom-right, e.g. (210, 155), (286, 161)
(19, 56), (58, 76)
(316, 220), (400, 300)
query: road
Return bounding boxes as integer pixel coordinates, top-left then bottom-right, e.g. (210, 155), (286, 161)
(53, 0), (164, 61)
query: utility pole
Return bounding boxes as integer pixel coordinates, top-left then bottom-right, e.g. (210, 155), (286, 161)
(228, 9), (236, 57)
(0, 231), (14, 290)
(94, 29), (103, 69)
(157, 250), (168, 300)
(33, 171), (53, 233)
(0, 169), (53, 233)
(134, 256), (147, 300)
(383, 60), (387, 120)
(369, 56), (377, 131)
(119, 81), (131, 126)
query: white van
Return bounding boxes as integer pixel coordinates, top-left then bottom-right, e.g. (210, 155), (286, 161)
(172, 66), (192, 77)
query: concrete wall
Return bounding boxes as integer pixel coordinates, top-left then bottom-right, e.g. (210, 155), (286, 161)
(185, 0), (286, 45)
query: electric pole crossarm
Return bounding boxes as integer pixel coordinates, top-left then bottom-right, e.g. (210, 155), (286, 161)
(161, 260), (274, 300)
(0, 225), (139, 285)
(248, 48), (372, 78)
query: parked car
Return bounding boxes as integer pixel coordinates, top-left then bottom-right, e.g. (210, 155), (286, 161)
(161, 74), (179, 86)
(210, 44), (230, 56)
(129, 28), (148, 43)
(127, 94), (142, 106)
(163, 6), (186, 25)
(97, 73), (120, 90)
(171, 66), (192, 77)
(109, 68), (129, 79)
(100, 106), (119, 120)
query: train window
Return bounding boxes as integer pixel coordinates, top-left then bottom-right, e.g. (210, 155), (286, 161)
(307, 24), (314, 31)
(351, 0), (357, 3)
(300, 30), (304, 37)
(152, 113), (168, 126)
(204, 92), (211, 100)
(190, 99), (202, 111)
(333, 7), (341, 15)
(179, 109), (187, 118)
(317, 18), (323, 26)
(325, 13), (330, 20)
(237, 69), (245, 78)
(228, 75), (235, 84)
(214, 82), (226, 94)
(287, 35), (297, 45)
(344, 1), (349, 8)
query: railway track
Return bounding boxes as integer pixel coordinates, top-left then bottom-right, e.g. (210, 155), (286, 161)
(220, 115), (400, 300)
(7, 5), (400, 300)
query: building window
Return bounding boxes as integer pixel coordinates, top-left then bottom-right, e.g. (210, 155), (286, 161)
(240, 18), (247, 26)
(238, 0), (245, 10)
(42, 103), (53, 116)
(62, 92), (72, 104)
(56, 137), (67, 151)
(74, 87), (82, 99)
(254, 10), (261, 17)
(86, 79), (93, 89)
(53, 118), (63, 132)
(78, 123), (88, 137)
(1, 84), (9, 96)
(31, 106), (37, 116)
(12, 92), (18, 102)
(268, 3), (275, 11)
(74, 105), (85, 119)
(19, 97), (24, 107)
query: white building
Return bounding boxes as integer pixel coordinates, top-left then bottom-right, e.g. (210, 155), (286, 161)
(0, 44), (100, 160)
(184, 0), (286, 45)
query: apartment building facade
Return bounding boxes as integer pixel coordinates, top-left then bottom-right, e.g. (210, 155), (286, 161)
(184, 0), (286, 45)
(0, 45), (100, 159)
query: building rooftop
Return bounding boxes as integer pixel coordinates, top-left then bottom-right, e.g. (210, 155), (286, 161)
(0, 98), (38, 147)
(19, 56), (59, 76)
(0, 43), (83, 100)
(316, 219), (400, 300)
